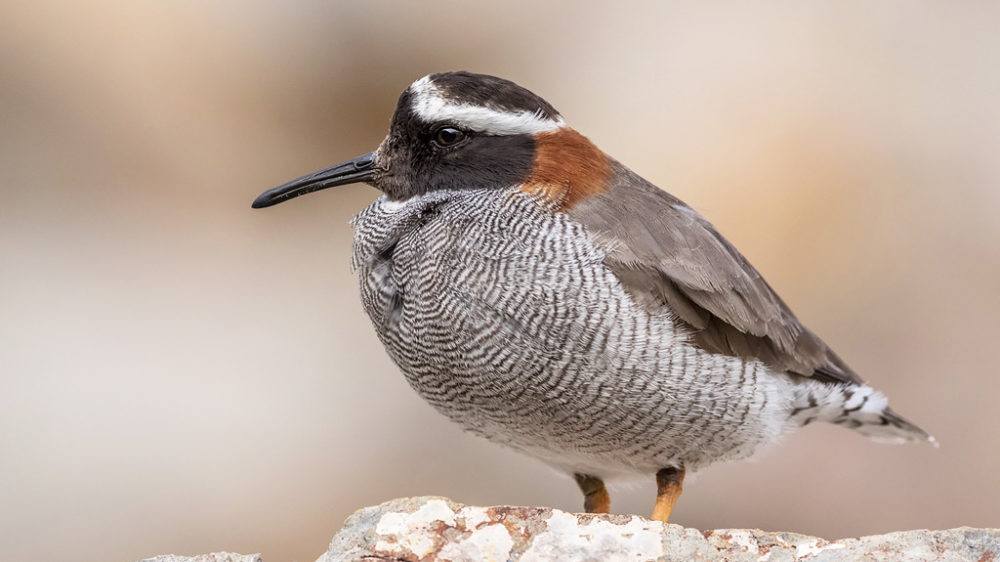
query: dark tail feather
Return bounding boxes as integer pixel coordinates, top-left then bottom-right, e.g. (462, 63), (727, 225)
(873, 407), (938, 447)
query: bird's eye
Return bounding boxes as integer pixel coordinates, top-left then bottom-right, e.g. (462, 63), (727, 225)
(433, 127), (466, 147)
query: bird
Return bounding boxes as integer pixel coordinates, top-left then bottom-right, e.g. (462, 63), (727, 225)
(252, 71), (934, 523)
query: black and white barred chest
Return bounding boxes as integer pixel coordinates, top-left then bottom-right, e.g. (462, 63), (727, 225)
(350, 188), (790, 476)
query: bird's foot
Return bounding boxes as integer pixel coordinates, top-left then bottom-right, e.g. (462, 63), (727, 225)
(651, 466), (685, 522)
(574, 473), (611, 514)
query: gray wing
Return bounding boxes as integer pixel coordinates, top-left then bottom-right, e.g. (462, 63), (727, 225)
(568, 161), (861, 384)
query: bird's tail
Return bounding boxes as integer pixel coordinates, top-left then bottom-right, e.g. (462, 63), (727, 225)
(789, 381), (936, 446)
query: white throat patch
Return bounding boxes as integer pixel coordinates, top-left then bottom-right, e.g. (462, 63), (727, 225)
(409, 75), (565, 136)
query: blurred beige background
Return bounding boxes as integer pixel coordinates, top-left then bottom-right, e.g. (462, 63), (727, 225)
(2, 1), (999, 561)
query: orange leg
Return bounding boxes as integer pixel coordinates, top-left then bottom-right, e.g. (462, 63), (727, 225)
(574, 473), (611, 514)
(651, 466), (685, 522)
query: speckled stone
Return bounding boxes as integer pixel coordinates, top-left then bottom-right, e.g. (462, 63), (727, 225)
(319, 496), (1000, 562)
(138, 554), (261, 562)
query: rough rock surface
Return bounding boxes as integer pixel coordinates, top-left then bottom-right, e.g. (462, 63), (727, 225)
(139, 554), (261, 562)
(136, 497), (1000, 561)
(319, 496), (1000, 562)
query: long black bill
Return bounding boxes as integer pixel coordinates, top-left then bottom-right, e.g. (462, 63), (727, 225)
(251, 151), (376, 209)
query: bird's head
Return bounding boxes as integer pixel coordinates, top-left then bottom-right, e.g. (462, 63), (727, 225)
(252, 71), (611, 210)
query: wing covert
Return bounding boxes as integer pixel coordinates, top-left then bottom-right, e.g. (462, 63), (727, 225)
(567, 161), (861, 384)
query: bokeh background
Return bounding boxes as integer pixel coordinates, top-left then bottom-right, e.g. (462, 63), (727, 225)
(2, 1), (999, 561)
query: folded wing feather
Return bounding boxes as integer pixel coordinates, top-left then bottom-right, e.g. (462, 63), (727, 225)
(567, 161), (861, 385)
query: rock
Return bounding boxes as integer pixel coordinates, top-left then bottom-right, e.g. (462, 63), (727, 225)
(319, 496), (1000, 562)
(135, 497), (999, 561)
(138, 554), (261, 562)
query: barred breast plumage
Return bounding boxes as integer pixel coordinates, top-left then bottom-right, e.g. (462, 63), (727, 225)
(354, 188), (793, 476)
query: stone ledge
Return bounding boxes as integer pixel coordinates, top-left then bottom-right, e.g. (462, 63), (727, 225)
(140, 496), (1000, 561)
(321, 497), (999, 562)
(139, 554), (261, 562)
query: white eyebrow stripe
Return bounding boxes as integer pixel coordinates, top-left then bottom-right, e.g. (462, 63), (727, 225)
(409, 75), (565, 136)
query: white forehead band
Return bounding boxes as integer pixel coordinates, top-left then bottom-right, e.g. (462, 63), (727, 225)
(409, 75), (564, 136)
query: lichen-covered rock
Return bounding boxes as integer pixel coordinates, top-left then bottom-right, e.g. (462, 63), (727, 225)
(319, 496), (1000, 562)
(138, 554), (261, 562)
